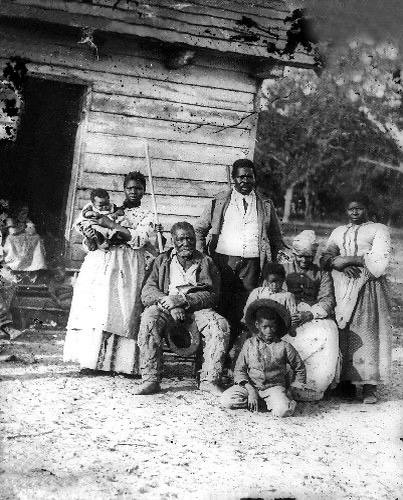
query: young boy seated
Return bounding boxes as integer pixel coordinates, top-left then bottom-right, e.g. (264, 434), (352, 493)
(221, 299), (306, 417)
(76, 188), (125, 251)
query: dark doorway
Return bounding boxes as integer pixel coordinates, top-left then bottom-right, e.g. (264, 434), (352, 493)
(0, 76), (85, 266)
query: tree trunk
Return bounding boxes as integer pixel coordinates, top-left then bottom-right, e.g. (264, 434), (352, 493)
(283, 183), (296, 223)
(304, 177), (314, 221)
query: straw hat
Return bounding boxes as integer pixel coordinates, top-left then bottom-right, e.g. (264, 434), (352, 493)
(244, 298), (291, 337)
(166, 319), (201, 356)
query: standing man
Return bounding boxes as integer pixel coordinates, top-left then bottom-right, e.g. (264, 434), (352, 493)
(194, 158), (284, 343)
(135, 222), (230, 396)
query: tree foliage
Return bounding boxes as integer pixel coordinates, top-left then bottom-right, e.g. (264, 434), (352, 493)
(254, 39), (403, 224)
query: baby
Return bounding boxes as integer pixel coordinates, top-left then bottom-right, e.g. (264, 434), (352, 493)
(221, 300), (306, 417)
(76, 188), (125, 251)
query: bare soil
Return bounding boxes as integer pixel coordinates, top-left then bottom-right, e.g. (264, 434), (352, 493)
(0, 323), (402, 500)
(1, 225), (402, 499)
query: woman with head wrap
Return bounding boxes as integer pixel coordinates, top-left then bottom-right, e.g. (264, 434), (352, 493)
(279, 230), (340, 401)
(321, 194), (391, 404)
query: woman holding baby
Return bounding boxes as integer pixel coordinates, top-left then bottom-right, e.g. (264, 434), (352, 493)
(63, 171), (160, 376)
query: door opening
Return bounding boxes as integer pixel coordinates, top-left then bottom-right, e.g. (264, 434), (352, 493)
(0, 76), (86, 268)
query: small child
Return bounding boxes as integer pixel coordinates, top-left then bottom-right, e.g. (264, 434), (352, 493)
(229, 263), (297, 366)
(6, 203), (37, 236)
(221, 299), (306, 417)
(243, 262), (297, 321)
(76, 188), (125, 251)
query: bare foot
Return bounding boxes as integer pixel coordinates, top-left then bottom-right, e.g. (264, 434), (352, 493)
(134, 381), (161, 395)
(199, 382), (223, 396)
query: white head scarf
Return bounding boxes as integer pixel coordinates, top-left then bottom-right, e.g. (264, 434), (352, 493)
(292, 230), (318, 255)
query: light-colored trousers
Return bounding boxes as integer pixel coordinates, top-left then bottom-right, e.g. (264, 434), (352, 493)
(221, 384), (296, 417)
(138, 305), (230, 383)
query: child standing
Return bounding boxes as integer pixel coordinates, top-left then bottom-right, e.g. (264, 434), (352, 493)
(243, 262), (297, 319)
(221, 299), (306, 417)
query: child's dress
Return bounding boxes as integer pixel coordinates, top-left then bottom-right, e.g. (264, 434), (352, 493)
(3, 219), (47, 272)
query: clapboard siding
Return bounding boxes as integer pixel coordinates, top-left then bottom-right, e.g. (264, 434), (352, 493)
(93, 0), (288, 37)
(84, 154), (229, 183)
(0, 27), (257, 92)
(1, 59), (254, 111)
(79, 173), (227, 198)
(2, 0), (314, 63)
(93, 80), (254, 112)
(90, 93), (255, 130)
(77, 192), (214, 217)
(0, 17), (257, 76)
(0, 17), (286, 266)
(87, 113), (252, 149)
(85, 134), (250, 164)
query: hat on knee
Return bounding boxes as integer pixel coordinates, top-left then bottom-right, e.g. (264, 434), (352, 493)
(244, 298), (290, 337)
(165, 319), (201, 356)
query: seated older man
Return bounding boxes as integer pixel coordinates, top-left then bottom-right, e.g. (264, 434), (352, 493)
(135, 221), (230, 396)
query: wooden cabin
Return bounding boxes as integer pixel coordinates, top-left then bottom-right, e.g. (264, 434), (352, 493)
(0, 0), (315, 268)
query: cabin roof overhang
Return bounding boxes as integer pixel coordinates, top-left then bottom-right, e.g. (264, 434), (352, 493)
(0, 0), (316, 69)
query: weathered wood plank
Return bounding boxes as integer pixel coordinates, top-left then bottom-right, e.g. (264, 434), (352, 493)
(0, 17), (257, 76)
(90, 93), (255, 130)
(139, 0), (290, 19)
(93, 0), (288, 35)
(0, 56), (255, 112)
(93, 80), (254, 112)
(76, 190), (214, 217)
(87, 112), (252, 149)
(84, 154), (230, 183)
(0, 1), (314, 64)
(0, 25), (258, 92)
(78, 172), (227, 198)
(85, 133), (250, 164)
(10, 0), (289, 50)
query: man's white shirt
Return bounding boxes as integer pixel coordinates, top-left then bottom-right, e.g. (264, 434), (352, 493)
(215, 189), (259, 258)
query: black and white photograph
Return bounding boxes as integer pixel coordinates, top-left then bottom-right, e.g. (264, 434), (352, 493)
(0, 1), (402, 498)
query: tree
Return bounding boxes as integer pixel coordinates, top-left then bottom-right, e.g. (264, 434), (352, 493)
(255, 39), (403, 223)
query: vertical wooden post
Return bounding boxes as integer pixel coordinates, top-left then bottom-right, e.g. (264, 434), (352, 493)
(144, 141), (164, 253)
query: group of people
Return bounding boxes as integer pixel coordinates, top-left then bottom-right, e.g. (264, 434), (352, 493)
(0, 198), (47, 278)
(62, 159), (392, 417)
(0, 198), (47, 342)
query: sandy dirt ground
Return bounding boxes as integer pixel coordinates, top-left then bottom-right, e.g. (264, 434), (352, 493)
(0, 326), (402, 500)
(1, 229), (402, 500)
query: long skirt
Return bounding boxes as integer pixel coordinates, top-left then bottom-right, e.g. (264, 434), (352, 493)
(340, 276), (391, 385)
(3, 233), (47, 271)
(63, 328), (139, 375)
(283, 318), (340, 401)
(63, 245), (145, 375)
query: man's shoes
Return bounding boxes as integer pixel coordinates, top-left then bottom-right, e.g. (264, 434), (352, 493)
(362, 384), (378, 404)
(199, 382), (223, 396)
(0, 325), (23, 341)
(134, 381), (161, 395)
